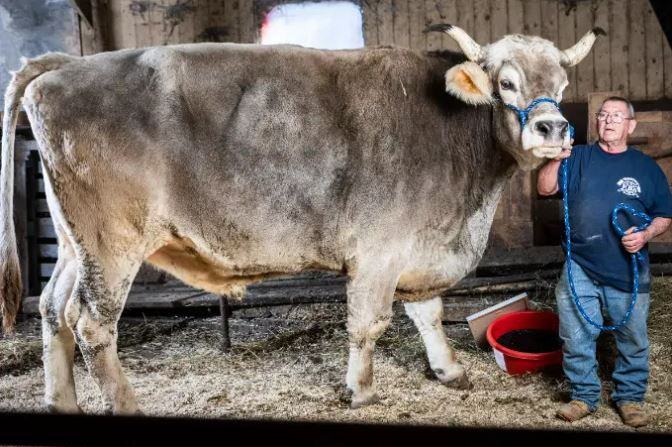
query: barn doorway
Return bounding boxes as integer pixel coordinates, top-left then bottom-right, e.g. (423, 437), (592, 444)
(260, 1), (364, 50)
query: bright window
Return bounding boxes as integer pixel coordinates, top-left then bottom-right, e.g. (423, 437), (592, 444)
(260, 1), (364, 50)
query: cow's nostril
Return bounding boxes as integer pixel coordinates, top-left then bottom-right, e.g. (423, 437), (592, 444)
(559, 121), (569, 136)
(534, 120), (568, 138)
(535, 121), (552, 136)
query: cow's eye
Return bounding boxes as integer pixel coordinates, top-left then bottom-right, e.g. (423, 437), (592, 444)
(500, 80), (514, 90)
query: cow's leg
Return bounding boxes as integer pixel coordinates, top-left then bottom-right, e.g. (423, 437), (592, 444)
(39, 232), (80, 413)
(64, 250), (143, 415)
(345, 263), (397, 409)
(404, 297), (470, 388)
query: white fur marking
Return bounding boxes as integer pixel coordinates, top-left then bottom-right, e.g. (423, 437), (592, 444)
(404, 297), (463, 382)
(485, 35), (563, 71)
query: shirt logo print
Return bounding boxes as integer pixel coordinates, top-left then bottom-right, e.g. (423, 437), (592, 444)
(617, 177), (641, 198)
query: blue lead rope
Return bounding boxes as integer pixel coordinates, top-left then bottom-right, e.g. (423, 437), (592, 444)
(561, 160), (651, 331)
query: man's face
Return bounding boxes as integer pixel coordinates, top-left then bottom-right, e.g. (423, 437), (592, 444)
(596, 100), (637, 145)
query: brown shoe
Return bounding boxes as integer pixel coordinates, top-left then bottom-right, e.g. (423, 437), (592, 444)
(617, 402), (648, 428)
(556, 400), (594, 422)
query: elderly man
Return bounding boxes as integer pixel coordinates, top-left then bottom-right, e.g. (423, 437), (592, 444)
(537, 97), (672, 427)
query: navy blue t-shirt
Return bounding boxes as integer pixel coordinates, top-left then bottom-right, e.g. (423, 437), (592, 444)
(558, 143), (672, 292)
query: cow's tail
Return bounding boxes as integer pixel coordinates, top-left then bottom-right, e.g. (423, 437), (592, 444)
(1, 53), (75, 334)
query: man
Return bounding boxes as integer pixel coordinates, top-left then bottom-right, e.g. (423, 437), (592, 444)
(537, 97), (672, 428)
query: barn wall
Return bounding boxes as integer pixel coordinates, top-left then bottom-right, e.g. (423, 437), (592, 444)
(100, 0), (672, 104)
(101, 0), (257, 50)
(363, 0), (672, 104)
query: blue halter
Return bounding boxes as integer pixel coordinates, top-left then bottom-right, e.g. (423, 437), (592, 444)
(502, 97), (648, 331)
(502, 97), (574, 139)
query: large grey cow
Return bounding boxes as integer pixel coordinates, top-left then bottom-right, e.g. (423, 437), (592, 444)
(0, 25), (600, 414)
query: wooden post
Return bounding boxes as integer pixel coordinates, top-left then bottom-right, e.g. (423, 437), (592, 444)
(90, 0), (109, 53)
(13, 138), (30, 315)
(219, 295), (231, 352)
(26, 150), (40, 297)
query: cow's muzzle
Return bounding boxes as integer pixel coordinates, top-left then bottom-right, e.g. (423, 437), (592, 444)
(502, 97), (573, 158)
(523, 113), (571, 157)
(534, 120), (569, 139)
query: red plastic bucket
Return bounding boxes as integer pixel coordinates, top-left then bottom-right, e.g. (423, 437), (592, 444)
(486, 311), (563, 375)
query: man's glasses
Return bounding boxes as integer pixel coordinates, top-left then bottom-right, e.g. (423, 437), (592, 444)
(595, 111), (634, 124)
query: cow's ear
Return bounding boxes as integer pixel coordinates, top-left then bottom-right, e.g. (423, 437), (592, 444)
(444, 61), (493, 105)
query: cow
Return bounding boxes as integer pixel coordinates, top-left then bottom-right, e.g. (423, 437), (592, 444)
(0, 25), (601, 414)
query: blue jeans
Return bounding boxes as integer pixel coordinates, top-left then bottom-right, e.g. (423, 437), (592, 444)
(555, 259), (650, 411)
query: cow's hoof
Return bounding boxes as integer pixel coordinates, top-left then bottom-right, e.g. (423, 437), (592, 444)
(336, 385), (380, 409)
(113, 407), (143, 416)
(350, 392), (380, 409)
(47, 403), (83, 414)
(440, 371), (473, 390)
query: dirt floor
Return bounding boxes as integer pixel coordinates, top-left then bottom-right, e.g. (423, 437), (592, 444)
(1, 277), (671, 433)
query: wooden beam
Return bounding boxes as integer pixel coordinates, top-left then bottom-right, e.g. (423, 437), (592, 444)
(507, 0), (524, 35)
(576, 0), (595, 101)
(77, 0), (108, 53)
(610, 0), (630, 94)
(490, 0), (507, 41)
(645, 1), (664, 99)
(393, 0), (410, 47)
(557, 0), (577, 101)
(593, 0), (611, 92)
(424, 0), (441, 51)
(377, 0), (394, 46)
(408, 0), (426, 51)
(438, 0), (458, 52)
(473, 0), (490, 45)
(628, 0), (647, 100)
(363, 0), (379, 47)
(69, 0), (93, 29)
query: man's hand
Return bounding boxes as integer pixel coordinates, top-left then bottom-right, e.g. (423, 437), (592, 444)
(621, 226), (651, 253)
(554, 148), (572, 161)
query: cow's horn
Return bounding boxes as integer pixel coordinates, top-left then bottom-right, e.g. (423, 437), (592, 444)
(560, 27), (606, 67)
(423, 24), (485, 63)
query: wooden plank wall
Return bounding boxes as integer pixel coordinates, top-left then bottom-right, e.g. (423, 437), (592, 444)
(102, 0), (672, 103)
(105, 0), (258, 50)
(361, 0), (671, 103)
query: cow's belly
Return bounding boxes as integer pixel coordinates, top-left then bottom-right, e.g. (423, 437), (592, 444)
(146, 230), (343, 297)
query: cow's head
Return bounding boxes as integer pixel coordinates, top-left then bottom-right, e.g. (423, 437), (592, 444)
(429, 25), (604, 170)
